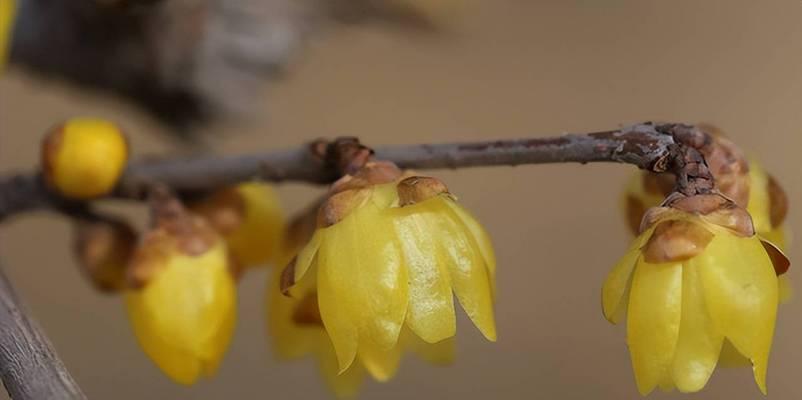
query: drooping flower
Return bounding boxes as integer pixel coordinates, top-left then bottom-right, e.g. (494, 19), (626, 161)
(268, 266), (454, 398)
(285, 161), (496, 372)
(41, 118), (129, 199)
(192, 182), (286, 268)
(125, 192), (237, 385)
(603, 194), (788, 394)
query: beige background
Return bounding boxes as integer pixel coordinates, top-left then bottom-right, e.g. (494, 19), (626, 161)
(1, 0), (801, 399)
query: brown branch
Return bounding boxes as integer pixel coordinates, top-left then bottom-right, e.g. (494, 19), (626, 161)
(0, 259), (86, 400)
(0, 122), (713, 222)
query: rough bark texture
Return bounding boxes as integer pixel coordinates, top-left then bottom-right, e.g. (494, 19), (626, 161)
(0, 260), (86, 400)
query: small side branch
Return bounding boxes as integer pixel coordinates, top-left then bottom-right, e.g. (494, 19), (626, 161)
(0, 122), (713, 222)
(0, 259), (86, 400)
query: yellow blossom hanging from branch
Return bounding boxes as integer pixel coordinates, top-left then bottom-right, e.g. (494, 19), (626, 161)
(0, 121), (791, 399)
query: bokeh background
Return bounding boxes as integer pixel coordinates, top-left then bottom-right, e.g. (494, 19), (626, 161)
(1, 0), (801, 399)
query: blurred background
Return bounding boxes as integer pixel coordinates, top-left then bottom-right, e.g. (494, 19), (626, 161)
(0, 0), (800, 399)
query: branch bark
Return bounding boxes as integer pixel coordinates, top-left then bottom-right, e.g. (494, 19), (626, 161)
(0, 259), (86, 400)
(0, 122), (713, 222)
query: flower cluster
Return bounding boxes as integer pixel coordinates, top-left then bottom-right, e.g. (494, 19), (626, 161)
(609, 127), (791, 395)
(32, 118), (792, 397)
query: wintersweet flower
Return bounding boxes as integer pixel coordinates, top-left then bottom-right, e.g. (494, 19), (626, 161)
(603, 194), (789, 395)
(193, 182), (286, 268)
(268, 267), (454, 398)
(125, 194), (237, 385)
(285, 161), (496, 372)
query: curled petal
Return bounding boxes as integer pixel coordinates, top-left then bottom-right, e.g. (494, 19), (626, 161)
(602, 229), (652, 324)
(429, 200), (496, 341)
(443, 200), (497, 299)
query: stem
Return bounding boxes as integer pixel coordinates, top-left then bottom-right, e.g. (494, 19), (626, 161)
(0, 122), (713, 222)
(0, 259), (86, 400)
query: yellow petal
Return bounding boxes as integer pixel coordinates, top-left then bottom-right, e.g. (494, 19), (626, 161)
(747, 161), (773, 235)
(393, 206), (456, 343)
(602, 230), (652, 324)
(697, 233), (778, 394)
(317, 232), (359, 372)
(627, 258), (682, 395)
(294, 231), (322, 283)
(225, 183), (285, 266)
(443, 200), (497, 298)
(671, 259), (724, 393)
(428, 199), (496, 341)
(266, 268), (320, 359)
(358, 339), (403, 382)
(125, 242), (236, 384)
(348, 202), (408, 349)
(318, 343), (366, 399)
(127, 297), (203, 384)
(402, 331), (455, 365)
(718, 339), (752, 368)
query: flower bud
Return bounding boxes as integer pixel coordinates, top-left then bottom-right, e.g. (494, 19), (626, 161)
(72, 218), (137, 293)
(192, 183), (285, 268)
(125, 193), (236, 385)
(41, 118), (129, 199)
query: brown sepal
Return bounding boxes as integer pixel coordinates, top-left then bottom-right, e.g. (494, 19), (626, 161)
(761, 239), (791, 276)
(643, 220), (714, 263)
(397, 176), (449, 206)
(280, 258), (297, 297)
(768, 175), (789, 227)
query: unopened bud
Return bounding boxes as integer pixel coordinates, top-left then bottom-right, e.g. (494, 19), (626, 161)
(73, 218), (137, 292)
(41, 118), (129, 199)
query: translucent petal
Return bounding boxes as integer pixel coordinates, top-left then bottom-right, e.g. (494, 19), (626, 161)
(428, 200), (496, 341)
(266, 268), (321, 360)
(403, 331), (455, 365)
(671, 259), (723, 393)
(697, 233), (778, 394)
(294, 231), (322, 282)
(358, 339), (403, 382)
(317, 230), (359, 372)
(318, 343), (366, 399)
(442, 200), (497, 298)
(348, 202), (408, 349)
(627, 258), (682, 395)
(718, 339), (751, 368)
(393, 206), (456, 343)
(602, 230), (652, 324)
(747, 161), (773, 235)
(225, 183), (285, 266)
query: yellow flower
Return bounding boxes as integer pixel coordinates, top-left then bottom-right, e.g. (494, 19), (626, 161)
(192, 182), (286, 268)
(41, 118), (129, 199)
(746, 161), (789, 249)
(268, 267), (454, 398)
(603, 195), (785, 394)
(125, 212), (236, 385)
(0, 0), (15, 68)
(288, 163), (496, 372)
